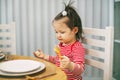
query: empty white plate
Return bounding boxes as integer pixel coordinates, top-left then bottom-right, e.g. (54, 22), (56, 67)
(0, 53), (5, 60)
(0, 60), (41, 73)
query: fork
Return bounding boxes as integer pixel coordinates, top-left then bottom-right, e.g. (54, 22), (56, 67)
(25, 72), (56, 80)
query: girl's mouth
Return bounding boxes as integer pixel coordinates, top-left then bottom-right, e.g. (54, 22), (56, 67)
(58, 39), (63, 41)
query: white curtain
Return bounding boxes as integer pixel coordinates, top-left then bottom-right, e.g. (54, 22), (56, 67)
(0, 0), (114, 79)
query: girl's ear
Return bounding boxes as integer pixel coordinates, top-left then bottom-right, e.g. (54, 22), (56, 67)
(73, 27), (78, 34)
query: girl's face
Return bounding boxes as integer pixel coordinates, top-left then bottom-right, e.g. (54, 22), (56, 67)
(53, 17), (78, 45)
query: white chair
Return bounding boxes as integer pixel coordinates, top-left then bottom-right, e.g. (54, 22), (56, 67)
(83, 27), (114, 80)
(0, 22), (16, 54)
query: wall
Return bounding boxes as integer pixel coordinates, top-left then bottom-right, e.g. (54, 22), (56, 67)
(0, 0), (114, 79)
(0, 0), (114, 55)
(114, 2), (120, 80)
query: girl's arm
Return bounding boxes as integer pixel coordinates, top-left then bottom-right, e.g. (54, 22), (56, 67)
(49, 56), (57, 64)
(70, 43), (85, 75)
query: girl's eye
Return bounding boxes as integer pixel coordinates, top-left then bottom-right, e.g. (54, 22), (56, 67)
(55, 31), (65, 34)
(55, 31), (58, 33)
(60, 32), (65, 34)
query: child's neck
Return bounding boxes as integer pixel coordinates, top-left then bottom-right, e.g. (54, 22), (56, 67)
(62, 40), (77, 46)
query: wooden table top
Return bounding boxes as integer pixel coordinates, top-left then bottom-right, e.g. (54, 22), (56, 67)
(0, 55), (67, 80)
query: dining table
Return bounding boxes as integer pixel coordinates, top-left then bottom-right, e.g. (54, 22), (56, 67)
(0, 54), (67, 80)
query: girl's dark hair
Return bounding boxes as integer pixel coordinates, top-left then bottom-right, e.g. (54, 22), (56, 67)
(53, 0), (83, 41)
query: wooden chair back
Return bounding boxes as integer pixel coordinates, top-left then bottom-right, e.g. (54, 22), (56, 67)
(83, 26), (114, 80)
(0, 22), (16, 54)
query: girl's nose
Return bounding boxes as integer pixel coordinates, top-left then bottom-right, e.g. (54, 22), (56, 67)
(56, 33), (61, 39)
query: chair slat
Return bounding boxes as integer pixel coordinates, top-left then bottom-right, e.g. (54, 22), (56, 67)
(0, 33), (12, 37)
(85, 48), (105, 59)
(0, 47), (16, 54)
(0, 25), (11, 29)
(85, 58), (104, 70)
(85, 38), (105, 48)
(83, 27), (106, 36)
(0, 40), (14, 45)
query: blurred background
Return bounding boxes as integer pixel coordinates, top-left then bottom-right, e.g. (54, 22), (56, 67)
(0, 0), (119, 80)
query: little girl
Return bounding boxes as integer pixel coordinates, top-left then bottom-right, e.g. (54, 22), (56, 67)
(33, 1), (85, 80)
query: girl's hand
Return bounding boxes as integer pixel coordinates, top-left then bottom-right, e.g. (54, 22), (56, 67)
(60, 56), (74, 71)
(33, 49), (45, 59)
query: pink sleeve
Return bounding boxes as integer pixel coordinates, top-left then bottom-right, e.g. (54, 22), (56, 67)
(71, 43), (85, 75)
(71, 62), (85, 75)
(49, 56), (56, 64)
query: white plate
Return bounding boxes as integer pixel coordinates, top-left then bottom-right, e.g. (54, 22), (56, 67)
(0, 60), (46, 76)
(0, 65), (45, 76)
(0, 60), (42, 73)
(0, 53), (5, 60)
